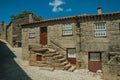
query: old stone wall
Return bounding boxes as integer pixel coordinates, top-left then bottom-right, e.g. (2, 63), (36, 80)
(103, 65), (120, 80)
(47, 22), (77, 49)
(7, 23), (13, 46)
(22, 26), (40, 60)
(22, 21), (78, 60)
(80, 22), (109, 52)
(7, 18), (30, 47)
(103, 20), (120, 80)
(12, 18), (29, 42)
(79, 20), (120, 79)
(107, 20), (120, 52)
(0, 22), (6, 40)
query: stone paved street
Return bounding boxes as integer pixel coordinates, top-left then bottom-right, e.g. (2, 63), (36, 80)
(0, 40), (103, 80)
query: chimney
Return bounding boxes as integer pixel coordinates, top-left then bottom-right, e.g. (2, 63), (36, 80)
(97, 7), (102, 14)
(29, 14), (34, 23)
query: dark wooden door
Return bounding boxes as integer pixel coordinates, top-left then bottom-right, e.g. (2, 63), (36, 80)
(67, 48), (76, 65)
(40, 27), (47, 45)
(68, 58), (76, 64)
(88, 52), (102, 72)
(36, 55), (42, 61)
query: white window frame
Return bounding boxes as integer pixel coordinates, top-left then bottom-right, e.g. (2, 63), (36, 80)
(67, 48), (76, 58)
(29, 27), (35, 38)
(62, 24), (72, 36)
(95, 23), (106, 37)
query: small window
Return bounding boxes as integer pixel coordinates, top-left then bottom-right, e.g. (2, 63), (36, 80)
(62, 24), (72, 36)
(29, 27), (35, 38)
(89, 52), (101, 61)
(95, 23), (106, 37)
(36, 55), (42, 61)
(67, 48), (76, 58)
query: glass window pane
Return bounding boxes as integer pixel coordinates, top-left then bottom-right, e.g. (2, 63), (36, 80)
(68, 49), (76, 58)
(29, 28), (35, 33)
(62, 24), (72, 35)
(90, 53), (101, 61)
(63, 24), (72, 30)
(29, 33), (35, 37)
(29, 28), (35, 37)
(95, 23), (106, 37)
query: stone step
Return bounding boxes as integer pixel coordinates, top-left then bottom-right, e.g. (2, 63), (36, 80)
(68, 66), (76, 72)
(48, 48), (56, 53)
(53, 54), (63, 59)
(42, 54), (53, 57)
(31, 48), (48, 53)
(64, 63), (71, 70)
(61, 61), (69, 66)
(51, 52), (60, 56)
(58, 58), (66, 62)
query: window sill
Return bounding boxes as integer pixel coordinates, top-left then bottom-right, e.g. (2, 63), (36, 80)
(29, 37), (35, 38)
(94, 36), (107, 38)
(62, 35), (73, 37)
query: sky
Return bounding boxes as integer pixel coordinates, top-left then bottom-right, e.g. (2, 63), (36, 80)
(0, 0), (120, 24)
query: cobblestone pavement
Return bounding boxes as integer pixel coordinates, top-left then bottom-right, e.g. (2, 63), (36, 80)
(0, 39), (103, 80)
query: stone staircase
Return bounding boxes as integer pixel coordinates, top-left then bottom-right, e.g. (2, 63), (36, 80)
(48, 48), (76, 72)
(29, 45), (76, 72)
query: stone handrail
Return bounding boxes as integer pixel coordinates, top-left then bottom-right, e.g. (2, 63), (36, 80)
(50, 40), (66, 51)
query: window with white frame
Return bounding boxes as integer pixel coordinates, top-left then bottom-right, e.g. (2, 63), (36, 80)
(95, 23), (106, 37)
(62, 24), (72, 36)
(29, 27), (35, 38)
(67, 48), (76, 58)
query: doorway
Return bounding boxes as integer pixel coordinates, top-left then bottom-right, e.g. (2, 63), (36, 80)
(88, 52), (102, 72)
(67, 48), (76, 65)
(40, 27), (47, 45)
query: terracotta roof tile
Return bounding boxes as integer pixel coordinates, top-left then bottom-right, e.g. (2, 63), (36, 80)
(21, 12), (120, 26)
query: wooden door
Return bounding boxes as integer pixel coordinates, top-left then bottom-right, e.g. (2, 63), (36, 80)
(88, 52), (102, 72)
(36, 55), (42, 61)
(40, 27), (47, 45)
(67, 48), (76, 65)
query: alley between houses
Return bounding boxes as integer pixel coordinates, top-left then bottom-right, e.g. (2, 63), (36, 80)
(0, 39), (102, 80)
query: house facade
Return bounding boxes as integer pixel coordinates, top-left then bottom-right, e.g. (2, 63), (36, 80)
(21, 9), (120, 80)
(6, 14), (34, 47)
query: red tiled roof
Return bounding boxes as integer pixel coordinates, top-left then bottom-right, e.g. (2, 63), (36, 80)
(21, 12), (120, 26)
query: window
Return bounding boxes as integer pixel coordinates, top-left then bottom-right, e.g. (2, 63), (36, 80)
(95, 23), (106, 37)
(36, 55), (42, 61)
(62, 24), (72, 36)
(89, 53), (101, 61)
(67, 48), (76, 58)
(29, 27), (35, 38)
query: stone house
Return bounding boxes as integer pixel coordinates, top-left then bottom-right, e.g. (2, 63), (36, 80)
(0, 22), (7, 40)
(6, 14), (34, 47)
(21, 8), (120, 79)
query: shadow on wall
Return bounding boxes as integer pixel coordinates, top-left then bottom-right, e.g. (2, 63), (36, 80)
(0, 41), (32, 80)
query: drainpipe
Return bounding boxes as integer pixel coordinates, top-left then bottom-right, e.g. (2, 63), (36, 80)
(76, 20), (82, 69)
(76, 22), (81, 51)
